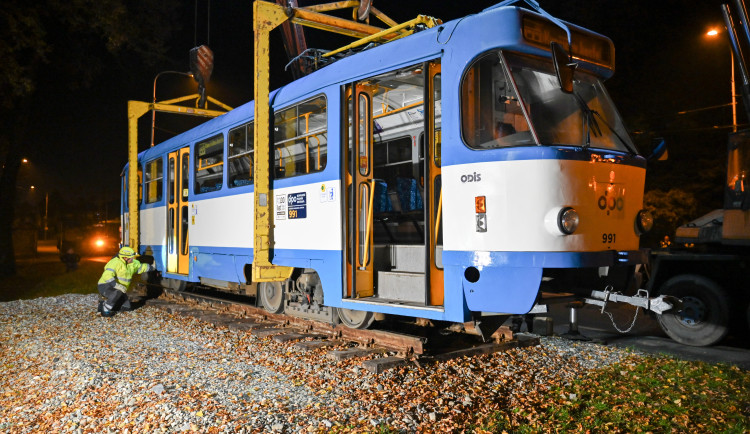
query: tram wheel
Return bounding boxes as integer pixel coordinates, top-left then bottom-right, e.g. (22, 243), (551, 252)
(656, 274), (730, 347)
(162, 277), (186, 292)
(337, 308), (375, 329)
(259, 282), (285, 314)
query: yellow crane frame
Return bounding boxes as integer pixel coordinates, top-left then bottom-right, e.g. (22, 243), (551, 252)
(127, 1), (439, 279)
(126, 95), (232, 250)
(252, 0), (440, 282)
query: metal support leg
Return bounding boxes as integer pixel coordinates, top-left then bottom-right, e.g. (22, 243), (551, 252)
(560, 302), (590, 341)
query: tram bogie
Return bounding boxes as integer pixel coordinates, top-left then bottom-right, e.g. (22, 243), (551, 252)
(122, 3), (652, 330)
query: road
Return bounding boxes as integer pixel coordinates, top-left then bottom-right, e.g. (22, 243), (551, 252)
(539, 294), (750, 370)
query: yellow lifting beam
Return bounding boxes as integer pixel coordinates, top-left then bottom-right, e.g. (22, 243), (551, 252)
(126, 96), (231, 251)
(252, 0), (438, 282)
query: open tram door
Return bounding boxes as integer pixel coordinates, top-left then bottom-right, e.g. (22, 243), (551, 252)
(426, 62), (444, 306)
(345, 83), (376, 299)
(166, 147), (190, 274)
(344, 60), (444, 308)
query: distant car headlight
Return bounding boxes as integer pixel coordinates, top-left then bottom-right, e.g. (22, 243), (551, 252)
(636, 209), (654, 234)
(558, 207), (579, 235)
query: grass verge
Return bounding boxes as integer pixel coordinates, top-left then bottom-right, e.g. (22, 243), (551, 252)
(0, 259), (100, 302)
(479, 356), (750, 433)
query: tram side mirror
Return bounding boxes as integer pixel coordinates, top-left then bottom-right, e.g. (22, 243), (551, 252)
(551, 42), (575, 94)
(647, 138), (668, 161)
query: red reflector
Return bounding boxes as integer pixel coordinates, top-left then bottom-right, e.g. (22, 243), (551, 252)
(475, 196), (486, 213)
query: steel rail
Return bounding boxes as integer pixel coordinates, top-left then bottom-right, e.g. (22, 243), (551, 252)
(156, 286), (426, 355)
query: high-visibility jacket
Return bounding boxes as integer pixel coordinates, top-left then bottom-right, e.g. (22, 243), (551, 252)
(97, 256), (152, 292)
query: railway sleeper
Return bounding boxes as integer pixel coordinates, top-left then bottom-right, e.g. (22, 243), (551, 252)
(149, 289), (542, 373)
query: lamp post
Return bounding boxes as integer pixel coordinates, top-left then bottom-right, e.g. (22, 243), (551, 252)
(151, 71), (194, 147)
(707, 28), (737, 132)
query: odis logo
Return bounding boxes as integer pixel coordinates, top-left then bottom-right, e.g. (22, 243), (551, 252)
(461, 172), (482, 183)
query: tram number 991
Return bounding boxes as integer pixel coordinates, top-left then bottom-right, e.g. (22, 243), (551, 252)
(602, 233), (616, 244)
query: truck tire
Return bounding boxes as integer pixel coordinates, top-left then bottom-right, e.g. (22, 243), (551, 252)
(656, 274), (730, 347)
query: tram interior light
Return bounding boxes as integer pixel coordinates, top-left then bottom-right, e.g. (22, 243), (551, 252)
(558, 207), (579, 235)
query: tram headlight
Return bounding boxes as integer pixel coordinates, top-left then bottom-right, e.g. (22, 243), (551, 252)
(636, 209), (654, 234)
(557, 207), (579, 235)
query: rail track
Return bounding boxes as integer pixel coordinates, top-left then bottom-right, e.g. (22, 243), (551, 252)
(136, 283), (540, 374)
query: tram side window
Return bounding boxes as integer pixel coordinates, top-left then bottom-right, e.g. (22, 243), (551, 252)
(461, 52), (532, 149)
(195, 134), (224, 194)
(228, 122), (254, 187)
(144, 158), (163, 204)
(368, 64), (426, 212)
(273, 95), (327, 179)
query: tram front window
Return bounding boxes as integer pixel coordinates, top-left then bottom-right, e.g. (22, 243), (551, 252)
(461, 51), (636, 153)
(461, 53), (532, 149)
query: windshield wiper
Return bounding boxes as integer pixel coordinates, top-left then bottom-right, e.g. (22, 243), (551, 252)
(573, 92), (637, 155)
(573, 92), (601, 148)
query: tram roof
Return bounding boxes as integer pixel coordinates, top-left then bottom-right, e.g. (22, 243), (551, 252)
(136, 5), (614, 164)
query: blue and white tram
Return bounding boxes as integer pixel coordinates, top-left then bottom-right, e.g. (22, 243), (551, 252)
(122, 4), (652, 328)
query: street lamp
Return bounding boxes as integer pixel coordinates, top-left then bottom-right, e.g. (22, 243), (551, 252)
(151, 71), (194, 147)
(707, 27), (737, 132)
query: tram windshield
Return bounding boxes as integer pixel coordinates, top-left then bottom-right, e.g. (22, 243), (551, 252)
(461, 51), (636, 153)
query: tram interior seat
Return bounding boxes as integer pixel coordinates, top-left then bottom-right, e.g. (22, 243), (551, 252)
(232, 178), (252, 187)
(198, 181), (223, 193)
(373, 177), (424, 244)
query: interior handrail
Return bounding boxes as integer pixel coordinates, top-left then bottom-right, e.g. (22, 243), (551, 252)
(434, 186), (443, 243)
(361, 179), (376, 269)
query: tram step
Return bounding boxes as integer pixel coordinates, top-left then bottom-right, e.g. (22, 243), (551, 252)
(388, 244), (424, 273)
(377, 271), (426, 303)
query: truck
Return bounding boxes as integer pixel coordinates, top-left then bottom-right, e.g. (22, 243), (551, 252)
(645, 0), (750, 347)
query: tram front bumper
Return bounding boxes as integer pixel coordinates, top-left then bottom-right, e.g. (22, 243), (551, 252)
(446, 249), (649, 315)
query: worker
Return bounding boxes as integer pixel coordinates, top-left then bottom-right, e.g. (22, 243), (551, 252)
(60, 246), (80, 272)
(97, 246), (154, 317)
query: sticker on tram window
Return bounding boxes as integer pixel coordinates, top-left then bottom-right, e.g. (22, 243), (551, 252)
(288, 192), (307, 219)
(276, 194), (287, 220)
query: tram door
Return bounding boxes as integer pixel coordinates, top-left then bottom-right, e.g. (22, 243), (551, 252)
(345, 84), (375, 298)
(426, 62), (444, 306)
(167, 147), (190, 274)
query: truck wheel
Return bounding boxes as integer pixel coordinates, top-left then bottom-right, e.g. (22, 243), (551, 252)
(656, 274), (730, 347)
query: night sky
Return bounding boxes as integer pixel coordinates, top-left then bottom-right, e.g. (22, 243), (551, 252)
(15, 0), (736, 219)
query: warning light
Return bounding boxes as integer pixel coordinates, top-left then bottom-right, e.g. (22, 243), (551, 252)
(475, 196), (486, 213)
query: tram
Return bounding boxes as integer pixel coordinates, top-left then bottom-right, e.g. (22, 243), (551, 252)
(122, 2), (653, 329)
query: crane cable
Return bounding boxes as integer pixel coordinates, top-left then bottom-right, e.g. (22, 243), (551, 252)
(194, 0), (211, 47)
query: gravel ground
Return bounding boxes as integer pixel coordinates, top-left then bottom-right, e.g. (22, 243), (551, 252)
(0, 294), (644, 433)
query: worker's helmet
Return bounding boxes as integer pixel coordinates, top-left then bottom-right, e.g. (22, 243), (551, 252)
(118, 246), (136, 259)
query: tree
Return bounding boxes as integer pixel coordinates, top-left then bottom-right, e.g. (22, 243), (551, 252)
(0, 0), (178, 277)
(642, 188), (701, 248)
